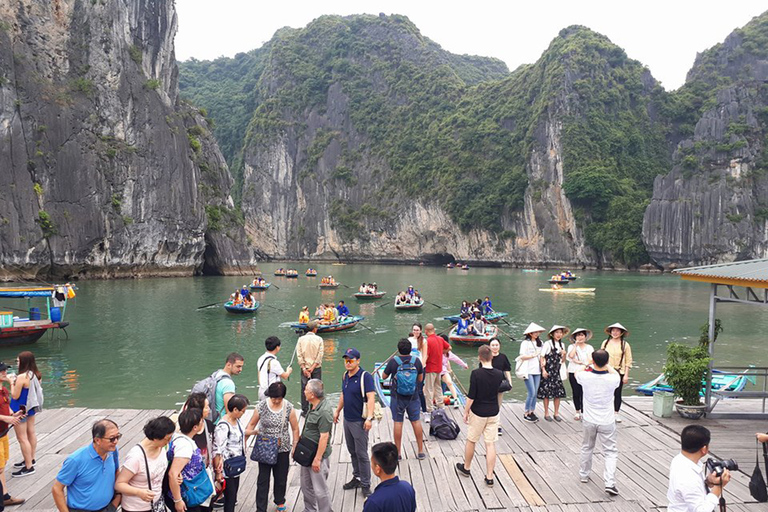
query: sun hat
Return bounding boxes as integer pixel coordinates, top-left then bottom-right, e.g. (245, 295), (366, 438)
(569, 328), (593, 341)
(548, 324), (570, 338)
(604, 322), (629, 337)
(523, 322), (546, 335)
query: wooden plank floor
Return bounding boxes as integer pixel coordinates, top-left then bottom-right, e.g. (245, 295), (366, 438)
(5, 398), (766, 511)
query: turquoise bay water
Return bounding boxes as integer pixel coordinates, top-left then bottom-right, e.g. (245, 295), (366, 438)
(1, 265), (764, 409)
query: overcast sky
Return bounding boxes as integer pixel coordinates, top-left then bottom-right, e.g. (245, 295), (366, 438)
(175, 1), (766, 91)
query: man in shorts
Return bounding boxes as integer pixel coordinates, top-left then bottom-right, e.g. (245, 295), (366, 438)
(0, 362), (23, 506)
(456, 345), (504, 486)
(382, 339), (425, 459)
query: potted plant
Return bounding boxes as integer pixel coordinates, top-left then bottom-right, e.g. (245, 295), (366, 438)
(664, 342), (711, 419)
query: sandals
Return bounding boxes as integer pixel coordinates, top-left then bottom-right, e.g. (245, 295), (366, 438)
(484, 477), (494, 487)
(554, 415), (562, 422)
(277, 505), (287, 512)
(544, 415), (553, 422)
(417, 452), (427, 460)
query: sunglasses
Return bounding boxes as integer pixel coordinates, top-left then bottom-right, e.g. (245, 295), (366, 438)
(101, 434), (123, 443)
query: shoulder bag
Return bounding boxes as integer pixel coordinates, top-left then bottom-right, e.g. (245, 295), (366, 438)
(138, 445), (167, 512)
(222, 421), (247, 478)
(358, 371), (382, 421)
(514, 355), (528, 380)
(750, 438), (768, 502)
(250, 402), (289, 466)
(173, 436), (214, 507)
(292, 410), (319, 467)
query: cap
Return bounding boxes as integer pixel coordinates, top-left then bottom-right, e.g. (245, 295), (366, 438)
(342, 348), (361, 360)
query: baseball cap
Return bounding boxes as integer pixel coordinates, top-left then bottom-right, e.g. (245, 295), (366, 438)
(342, 348), (361, 360)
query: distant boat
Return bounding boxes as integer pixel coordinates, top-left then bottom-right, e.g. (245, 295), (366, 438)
(636, 369), (753, 396)
(318, 282), (340, 289)
(395, 299), (424, 311)
(448, 325), (498, 346)
(521, 269), (543, 273)
(274, 269), (286, 276)
(250, 283), (271, 291)
(548, 278), (569, 285)
(0, 286), (70, 346)
(224, 301), (260, 314)
(354, 291), (386, 300)
(305, 269), (318, 277)
(461, 264), (469, 270)
(539, 287), (595, 293)
(446, 263), (455, 269)
(290, 315), (363, 334)
(443, 312), (508, 324)
(285, 269), (299, 278)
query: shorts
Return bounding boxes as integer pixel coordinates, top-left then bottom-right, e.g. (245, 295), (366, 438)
(0, 435), (8, 466)
(19, 406), (39, 423)
(466, 411), (499, 444)
(390, 394), (420, 422)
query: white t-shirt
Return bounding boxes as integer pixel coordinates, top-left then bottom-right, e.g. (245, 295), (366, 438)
(408, 336), (424, 362)
(575, 370), (621, 425)
(567, 344), (594, 373)
(120, 444), (168, 511)
(666, 452), (720, 512)
(519, 339), (543, 375)
(257, 352), (284, 399)
(171, 433), (196, 459)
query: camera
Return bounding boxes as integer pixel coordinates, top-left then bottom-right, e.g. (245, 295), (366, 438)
(705, 457), (738, 476)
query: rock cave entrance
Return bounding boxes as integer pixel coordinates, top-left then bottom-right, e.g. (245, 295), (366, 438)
(420, 253), (455, 265)
(201, 235), (223, 276)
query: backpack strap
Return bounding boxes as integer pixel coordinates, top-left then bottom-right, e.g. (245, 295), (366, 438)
(259, 355), (276, 373)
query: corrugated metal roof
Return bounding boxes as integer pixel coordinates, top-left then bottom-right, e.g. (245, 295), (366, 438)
(673, 258), (768, 287)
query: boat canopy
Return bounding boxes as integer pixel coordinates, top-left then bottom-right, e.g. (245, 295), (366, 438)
(0, 287), (54, 298)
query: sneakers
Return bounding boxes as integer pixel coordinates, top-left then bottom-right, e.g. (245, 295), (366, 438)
(361, 487), (372, 498)
(498, 426), (503, 436)
(212, 496), (225, 508)
(425, 415), (431, 423)
(342, 477), (362, 490)
(11, 467), (34, 478)
(605, 486), (620, 496)
(12, 459), (34, 469)
(615, 414), (622, 424)
(523, 414), (537, 423)
(574, 413), (581, 421)
(3, 497), (24, 507)
(455, 463), (471, 477)
(453, 403), (460, 409)
(579, 476), (589, 483)
(416, 452), (426, 460)
(530, 412), (539, 421)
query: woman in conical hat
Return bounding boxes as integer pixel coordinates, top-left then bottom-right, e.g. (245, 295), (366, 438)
(600, 323), (633, 423)
(538, 325), (569, 421)
(519, 323), (545, 423)
(566, 328), (594, 421)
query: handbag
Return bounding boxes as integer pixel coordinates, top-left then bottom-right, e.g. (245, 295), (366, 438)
(292, 416), (319, 467)
(498, 378), (512, 393)
(221, 421), (247, 478)
(181, 467), (215, 507)
(514, 356), (528, 380)
(356, 371), (382, 421)
(250, 402), (290, 465)
(751, 439), (768, 502)
(138, 445), (166, 512)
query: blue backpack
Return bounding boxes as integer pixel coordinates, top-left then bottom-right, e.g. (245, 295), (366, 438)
(394, 356), (418, 396)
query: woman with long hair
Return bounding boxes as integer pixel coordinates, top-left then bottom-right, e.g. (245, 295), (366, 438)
(518, 323), (545, 423)
(10, 351), (42, 477)
(600, 323), (633, 423)
(538, 326), (568, 421)
(408, 323), (429, 412)
(566, 328), (594, 421)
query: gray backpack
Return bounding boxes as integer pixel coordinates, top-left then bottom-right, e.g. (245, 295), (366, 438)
(191, 371), (232, 423)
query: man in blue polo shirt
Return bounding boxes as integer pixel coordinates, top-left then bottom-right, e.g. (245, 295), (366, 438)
(363, 442), (416, 512)
(52, 419), (121, 512)
(333, 347), (375, 498)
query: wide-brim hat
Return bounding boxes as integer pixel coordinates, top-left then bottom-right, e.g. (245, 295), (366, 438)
(524, 322), (546, 335)
(604, 322), (629, 337)
(548, 324), (570, 338)
(569, 328), (593, 341)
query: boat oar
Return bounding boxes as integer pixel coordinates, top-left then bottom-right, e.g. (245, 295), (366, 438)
(376, 301), (391, 309)
(373, 350), (399, 375)
(494, 325), (517, 342)
(340, 284), (351, 289)
(427, 301), (448, 309)
(197, 301), (226, 310)
(271, 284), (280, 290)
(262, 304), (285, 312)
(287, 343), (299, 380)
(358, 323), (377, 335)
(450, 368), (469, 397)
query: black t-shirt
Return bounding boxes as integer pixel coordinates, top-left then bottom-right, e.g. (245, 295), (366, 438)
(491, 353), (512, 373)
(192, 418), (214, 466)
(467, 367), (504, 417)
(384, 355), (424, 396)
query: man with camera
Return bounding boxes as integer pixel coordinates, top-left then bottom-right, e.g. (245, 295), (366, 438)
(667, 425), (732, 511)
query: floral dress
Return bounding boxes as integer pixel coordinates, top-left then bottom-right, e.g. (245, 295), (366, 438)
(537, 340), (567, 399)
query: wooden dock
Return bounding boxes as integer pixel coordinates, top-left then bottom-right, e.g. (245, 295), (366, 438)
(5, 398), (767, 511)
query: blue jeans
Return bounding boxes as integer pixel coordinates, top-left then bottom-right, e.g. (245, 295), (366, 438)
(524, 374), (541, 412)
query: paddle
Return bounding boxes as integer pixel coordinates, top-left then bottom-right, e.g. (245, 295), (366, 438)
(494, 325), (517, 342)
(197, 301), (226, 310)
(271, 284), (280, 290)
(373, 350), (399, 375)
(450, 368), (469, 397)
(376, 301), (391, 309)
(262, 304), (285, 312)
(286, 343), (300, 380)
(357, 323), (377, 335)
(426, 301), (449, 309)
(340, 284), (351, 289)
(0, 306), (37, 315)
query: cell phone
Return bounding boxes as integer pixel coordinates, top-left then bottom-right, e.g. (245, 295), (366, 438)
(18, 405), (26, 415)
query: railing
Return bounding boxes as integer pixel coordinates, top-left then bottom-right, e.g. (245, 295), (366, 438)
(707, 366), (768, 418)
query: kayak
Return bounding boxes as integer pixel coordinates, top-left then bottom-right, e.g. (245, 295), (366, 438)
(636, 369), (753, 396)
(224, 301), (260, 314)
(443, 312), (508, 324)
(395, 300), (423, 310)
(354, 292), (386, 300)
(250, 283), (271, 290)
(290, 315), (364, 334)
(372, 362), (465, 408)
(539, 288), (595, 293)
(448, 325), (498, 346)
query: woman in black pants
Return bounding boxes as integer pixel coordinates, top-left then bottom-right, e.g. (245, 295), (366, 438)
(246, 382), (300, 512)
(566, 328), (594, 421)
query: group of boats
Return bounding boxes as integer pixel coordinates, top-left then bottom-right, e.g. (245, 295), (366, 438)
(445, 262), (470, 270)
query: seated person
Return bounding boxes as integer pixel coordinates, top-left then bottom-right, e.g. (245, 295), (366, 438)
(299, 306), (310, 324)
(322, 304), (336, 325)
(460, 301), (470, 315)
(315, 304), (326, 318)
(469, 311), (486, 335)
(337, 301), (350, 318)
(456, 313), (471, 335)
(372, 282), (378, 292)
(359, 283), (367, 293)
(406, 285), (415, 297)
(233, 293), (242, 305)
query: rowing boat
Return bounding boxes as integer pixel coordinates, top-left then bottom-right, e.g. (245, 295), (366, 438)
(443, 312), (508, 324)
(372, 362), (465, 408)
(448, 325), (498, 346)
(395, 300), (423, 310)
(274, 270), (285, 276)
(250, 283), (271, 290)
(547, 279), (569, 285)
(290, 315), (364, 334)
(224, 301), (260, 314)
(636, 369), (753, 396)
(319, 283), (340, 289)
(0, 286), (70, 346)
(354, 292), (386, 300)
(305, 270), (318, 276)
(539, 288), (595, 293)
(521, 269), (543, 273)
(285, 270), (299, 278)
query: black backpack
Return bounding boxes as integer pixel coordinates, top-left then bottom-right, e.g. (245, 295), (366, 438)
(429, 409), (460, 440)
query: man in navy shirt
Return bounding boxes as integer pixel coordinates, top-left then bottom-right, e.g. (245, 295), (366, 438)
(333, 348), (376, 497)
(363, 442), (416, 512)
(52, 419), (121, 512)
(336, 300), (350, 318)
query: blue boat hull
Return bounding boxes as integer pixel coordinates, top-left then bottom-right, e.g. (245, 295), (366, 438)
(224, 301), (260, 314)
(636, 369), (750, 396)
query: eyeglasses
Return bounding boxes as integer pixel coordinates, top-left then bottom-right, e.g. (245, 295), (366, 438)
(101, 434), (122, 443)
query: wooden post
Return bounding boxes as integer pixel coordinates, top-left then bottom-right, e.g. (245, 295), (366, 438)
(706, 283), (717, 412)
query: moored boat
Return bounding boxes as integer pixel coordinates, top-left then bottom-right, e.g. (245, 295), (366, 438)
(446, 263), (455, 269)
(395, 299), (424, 311)
(461, 264), (469, 270)
(636, 369), (753, 397)
(448, 325), (499, 346)
(354, 291), (386, 300)
(539, 287), (595, 293)
(224, 301), (260, 314)
(372, 361), (465, 408)
(290, 315), (364, 334)
(443, 312), (508, 324)
(0, 286), (71, 346)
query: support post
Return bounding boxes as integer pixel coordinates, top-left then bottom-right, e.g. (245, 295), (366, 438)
(706, 284), (717, 412)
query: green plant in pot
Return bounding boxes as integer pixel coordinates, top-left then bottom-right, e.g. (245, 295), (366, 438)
(664, 342), (711, 420)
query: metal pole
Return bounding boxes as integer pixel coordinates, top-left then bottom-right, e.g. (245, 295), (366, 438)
(706, 284), (716, 411)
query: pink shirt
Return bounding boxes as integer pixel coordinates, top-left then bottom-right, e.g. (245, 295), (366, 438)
(441, 352), (468, 375)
